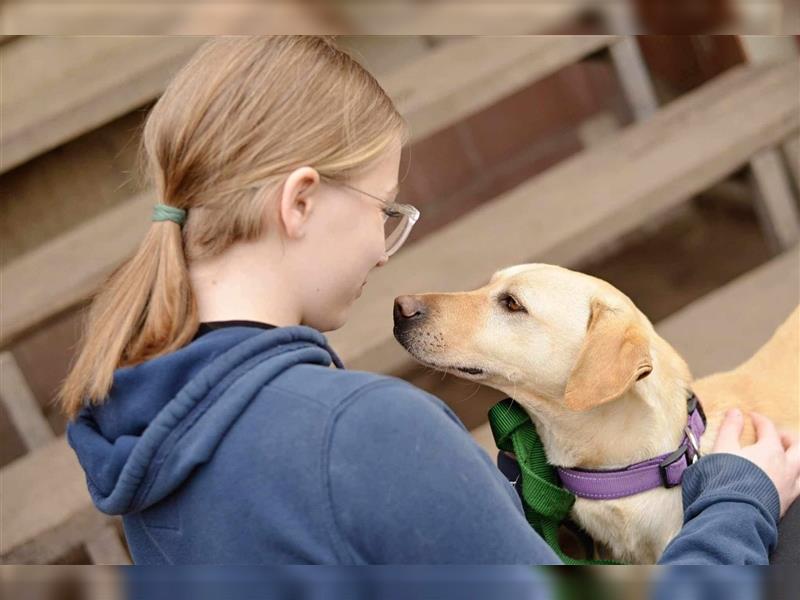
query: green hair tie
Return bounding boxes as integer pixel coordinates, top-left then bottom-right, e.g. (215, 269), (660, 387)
(152, 203), (187, 226)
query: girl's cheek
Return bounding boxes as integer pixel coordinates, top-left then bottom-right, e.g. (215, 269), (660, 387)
(364, 213), (385, 259)
(375, 228), (387, 261)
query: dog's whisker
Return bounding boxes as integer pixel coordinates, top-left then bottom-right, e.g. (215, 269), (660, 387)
(450, 383), (482, 407)
(462, 383), (482, 403)
(500, 382), (519, 420)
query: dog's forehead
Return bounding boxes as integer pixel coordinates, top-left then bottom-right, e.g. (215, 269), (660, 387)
(490, 264), (547, 282)
(489, 264), (607, 312)
(491, 263), (590, 288)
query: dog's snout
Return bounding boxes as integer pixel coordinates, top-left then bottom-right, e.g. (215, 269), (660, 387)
(394, 295), (426, 323)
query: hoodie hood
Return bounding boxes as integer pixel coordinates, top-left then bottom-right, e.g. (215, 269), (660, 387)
(67, 325), (343, 516)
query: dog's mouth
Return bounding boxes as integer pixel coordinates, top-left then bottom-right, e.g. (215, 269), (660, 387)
(412, 355), (487, 379)
(456, 366), (484, 376)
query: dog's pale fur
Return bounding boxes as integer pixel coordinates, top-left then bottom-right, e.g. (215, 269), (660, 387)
(393, 263), (799, 563)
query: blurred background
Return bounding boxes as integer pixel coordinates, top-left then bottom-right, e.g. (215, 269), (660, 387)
(1, 0), (799, 34)
(0, 564), (798, 600)
(1, 19), (799, 571)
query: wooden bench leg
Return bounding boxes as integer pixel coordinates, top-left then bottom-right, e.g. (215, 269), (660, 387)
(608, 36), (659, 121)
(84, 522), (132, 565)
(782, 132), (800, 195)
(0, 351), (131, 564)
(601, 4), (659, 122)
(0, 352), (52, 449)
(749, 146), (800, 253)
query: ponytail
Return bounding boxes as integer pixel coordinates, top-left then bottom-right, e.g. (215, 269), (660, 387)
(58, 213), (197, 419)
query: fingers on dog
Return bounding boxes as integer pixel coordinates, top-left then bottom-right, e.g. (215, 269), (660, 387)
(713, 408), (743, 451)
(749, 411), (780, 448)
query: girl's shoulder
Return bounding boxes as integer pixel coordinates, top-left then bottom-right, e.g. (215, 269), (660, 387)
(269, 362), (459, 426)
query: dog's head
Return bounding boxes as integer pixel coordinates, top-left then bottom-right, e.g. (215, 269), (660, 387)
(393, 263), (662, 412)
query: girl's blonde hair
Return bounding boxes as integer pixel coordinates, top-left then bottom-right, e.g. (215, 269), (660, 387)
(58, 36), (408, 420)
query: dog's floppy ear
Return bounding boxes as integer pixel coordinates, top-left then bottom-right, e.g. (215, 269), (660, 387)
(563, 298), (653, 412)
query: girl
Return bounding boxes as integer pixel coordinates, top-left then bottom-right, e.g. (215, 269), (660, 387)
(61, 36), (798, 564)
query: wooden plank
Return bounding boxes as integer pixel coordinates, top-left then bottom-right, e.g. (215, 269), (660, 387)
(380, 35), (616, 143)
(1, 109), (145, 267)
(328, 60), (800, 375)
(0, 193), (152, 347)
(1, 36), (204, 173)
(577, 111), (622, 147)
(656, 245), (799, 377)
(732, 1), (784, 33)
(749, 146), (800, 251)
(0, 436), (112, 563)
(84, 525), (132, 565)
(784, 133), (800, 193)
(738, 35), (798, 63)
(0, 352), (52, 449)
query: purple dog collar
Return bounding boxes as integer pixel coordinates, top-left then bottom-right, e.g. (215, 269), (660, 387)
(556, 394), (707, 500)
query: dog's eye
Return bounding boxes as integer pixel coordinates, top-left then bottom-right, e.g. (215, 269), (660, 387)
(500, 294), (526, 313)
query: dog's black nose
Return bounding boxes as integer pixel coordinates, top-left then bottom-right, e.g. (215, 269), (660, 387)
(394, 295), (426, 323)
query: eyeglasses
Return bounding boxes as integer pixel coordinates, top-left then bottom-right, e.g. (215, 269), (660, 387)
(322, 177), (420, 257)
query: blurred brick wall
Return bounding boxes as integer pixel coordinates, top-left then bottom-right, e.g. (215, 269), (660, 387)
(396, 36), (751, 249)
(398, 52), (634, 246)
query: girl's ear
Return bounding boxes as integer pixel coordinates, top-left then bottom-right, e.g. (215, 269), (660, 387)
(278, 166), (320, 239)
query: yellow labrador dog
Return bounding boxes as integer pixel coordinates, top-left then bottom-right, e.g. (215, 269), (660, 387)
(392, 263), (799, 563)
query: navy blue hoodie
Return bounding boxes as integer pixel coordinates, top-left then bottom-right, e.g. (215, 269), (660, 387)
(67, 323), (780, 564)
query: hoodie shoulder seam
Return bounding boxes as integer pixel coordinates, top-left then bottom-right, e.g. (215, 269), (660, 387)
(269, 372), (404, 411)
(267, 384), (336, 411)
(320, 378), (427, 563)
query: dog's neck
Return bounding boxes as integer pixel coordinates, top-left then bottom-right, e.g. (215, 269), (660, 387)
(506, 338), (694, 470)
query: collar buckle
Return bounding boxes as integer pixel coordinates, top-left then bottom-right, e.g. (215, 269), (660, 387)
(684, 425), (701, 463)
(658, 443), (693, 488)
(687, 393), (707, 427)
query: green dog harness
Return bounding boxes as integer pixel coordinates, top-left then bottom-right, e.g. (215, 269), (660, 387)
(487, 398), (622, 565)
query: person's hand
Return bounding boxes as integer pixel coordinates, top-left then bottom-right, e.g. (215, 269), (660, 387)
(712, 408), (800, 518)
